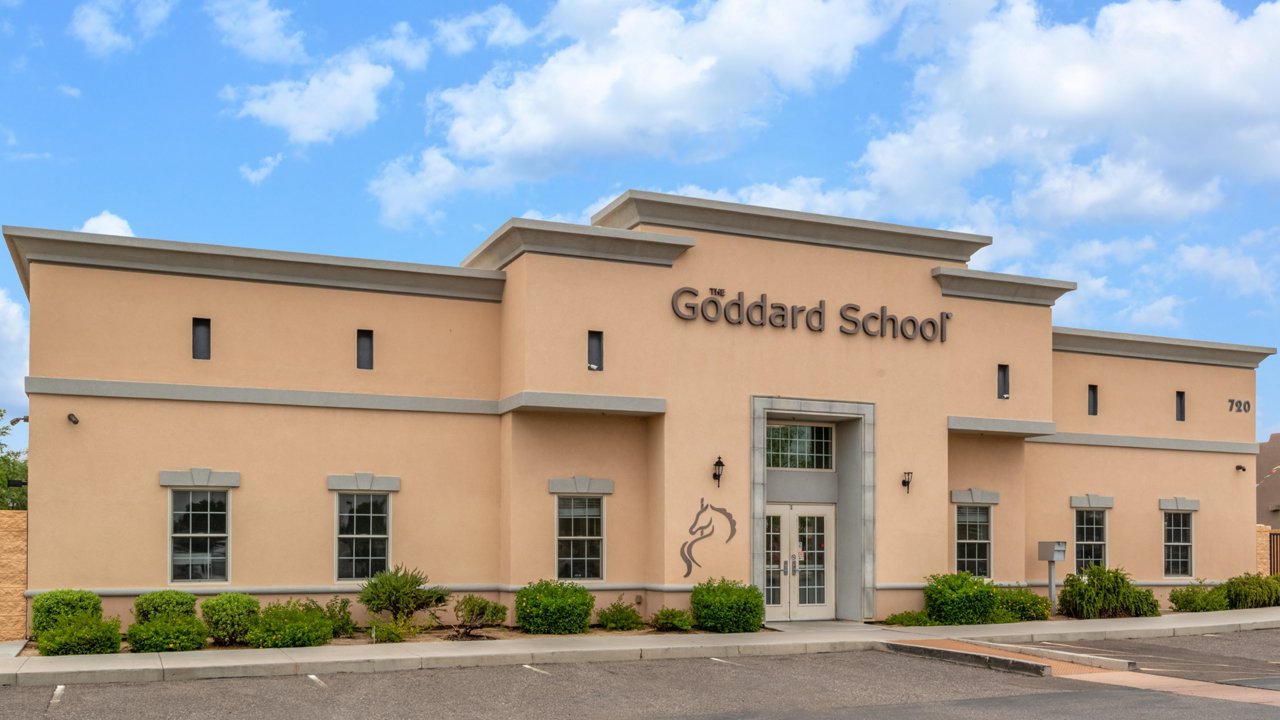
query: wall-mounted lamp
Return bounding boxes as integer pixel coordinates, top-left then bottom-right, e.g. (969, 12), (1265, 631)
(1236, 465), (1247, 472)
(902, 471), (913, 493)
(6, 415), (27, 426)
(67, 413), (79, 425)
(713, 457), (725, 488)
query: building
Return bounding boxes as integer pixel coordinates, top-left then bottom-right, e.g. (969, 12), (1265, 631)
(4, 191), (1275, 625)
(1257, 433), (1280, 526)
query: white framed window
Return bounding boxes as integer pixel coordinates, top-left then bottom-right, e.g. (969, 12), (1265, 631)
(171, 490), (229, 582)
(337, 493), (390, 581)
(766, 424), (834, 470)
(1075, 509), (1106, 573)
(1164, 511), (1192, 577)
(955, 505), (991, 578)
(556, 496), (603, 580)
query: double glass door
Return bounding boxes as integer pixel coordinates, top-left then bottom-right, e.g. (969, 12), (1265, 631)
(765, 504), (835, 621)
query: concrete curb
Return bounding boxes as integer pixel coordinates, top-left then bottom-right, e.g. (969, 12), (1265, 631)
(876, 642), (1051, 677)
(964, 640), (1136, 671)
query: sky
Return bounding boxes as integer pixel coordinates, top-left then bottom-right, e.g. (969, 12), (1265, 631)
(0, 0), (1277, 452)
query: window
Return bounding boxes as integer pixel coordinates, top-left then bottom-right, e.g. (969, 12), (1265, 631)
(1164, 511), (1192, 576)
(1087, 385), (1098, 416)
(1075, 509), (1106, 573)
(172, 490), (227, 581)
(557, 496), (602, 580)
(766, 424), (833, 470)
(1175, 391), (1186, 422)
(587, 330), (604, 371)
(357, 329), (374, 370)
(997, 364), (1010, 399)
(956, 505), (991, 578)
(338, 493), (389, 580)
(192, 318), (211, 360)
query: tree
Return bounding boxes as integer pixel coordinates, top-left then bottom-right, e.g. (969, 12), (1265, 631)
(0, 408), (28, 510)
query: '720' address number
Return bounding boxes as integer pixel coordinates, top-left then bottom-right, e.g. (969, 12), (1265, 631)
(1228, 399), (1252, 413)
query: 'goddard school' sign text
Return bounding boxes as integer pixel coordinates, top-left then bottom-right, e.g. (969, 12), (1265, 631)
(671, 287), (953, 342)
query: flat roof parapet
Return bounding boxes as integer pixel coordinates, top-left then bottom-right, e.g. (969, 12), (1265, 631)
(462, 218), (695, 270)
(932, 267), (1075, 307)
(1053, 326), (1276, 369)
(591, 190), (992, 263)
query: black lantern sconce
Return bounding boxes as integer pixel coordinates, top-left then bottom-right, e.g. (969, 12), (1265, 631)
(713, 457), (725, 488)
(1236, 465), (1247, 472)
(902, 471), (913, 493)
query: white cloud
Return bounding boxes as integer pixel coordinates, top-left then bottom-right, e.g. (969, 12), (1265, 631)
(674, 177), (874, 218)
(368, 147), (462, 228)
(1016, 157), (1222, 223)
(0, 288), (29, 412)
(1124, 295), (1184, 329)
(0, 126), (15, 146)
(78, 210), (135, 236)
(1175, 243), (1272, 298)
(368, 21), (429, 70)
(57, 84), (82, 98)
(434, 4), (532, 55)
(69, 0), (175, 56)
(238, 152), (282, 184)
(232, 53), (394, 144)
(205, 0), (307, 64)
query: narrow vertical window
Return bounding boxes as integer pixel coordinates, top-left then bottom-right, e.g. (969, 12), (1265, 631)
(997, 364), (1010, 399)
(171, 490), (228, 581)
(192, 318), (211, 360)
(357, 329), (374, 370)
(1087, 385), (1098, 416)
(955, 505), (990, 578)
(587, 330), (604, 371)
(1164, 511), (1192, 576)
(1175, 391), (1186, 422)
(1075, 509), (1106, 573)
(557, 496), (603, 580)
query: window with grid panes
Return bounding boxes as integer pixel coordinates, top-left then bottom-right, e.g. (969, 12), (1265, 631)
(557, 496), (602, 580)
(337, 493), (389, 580)
(765, 425), (833, 470)
(171, 490), (228, 581)
(1075, 509), (1106, 573)
(955, 505), (990, 578)
(1164, 511), (1192, 577)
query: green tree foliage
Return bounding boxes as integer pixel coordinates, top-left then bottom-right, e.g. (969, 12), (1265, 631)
(0, 409), (27, 510)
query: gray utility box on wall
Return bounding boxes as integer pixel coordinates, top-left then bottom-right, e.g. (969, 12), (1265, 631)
(1038, 541), (1067, 562)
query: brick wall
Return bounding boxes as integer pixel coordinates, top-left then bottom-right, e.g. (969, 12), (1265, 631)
(1258, 524), (1272, 576)
(0, 511), (26, 641)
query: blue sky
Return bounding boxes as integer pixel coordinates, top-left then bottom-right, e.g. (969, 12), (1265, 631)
(1, 0), (1277, 451)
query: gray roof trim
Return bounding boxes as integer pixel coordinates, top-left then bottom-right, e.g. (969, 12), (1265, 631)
(932, 267), (1075, 307)
(497, 391), (666, 416)
(1069, 494), (1115, 509)
(1053, 326), (1276, 369)
(26, 376), (500, 415)
(462, 217), (694, 271)
(591, 190), (992, 262)
(948, 416), (1056, 438)
(4, 225), (506, 302)
(1028, 431), (1258, 455)
(1158, 497), (1200, 511)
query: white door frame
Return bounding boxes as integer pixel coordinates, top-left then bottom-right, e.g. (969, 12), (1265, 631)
(765, 503), (836, 622)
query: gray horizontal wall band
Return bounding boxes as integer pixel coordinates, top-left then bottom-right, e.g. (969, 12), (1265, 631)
(932, 267), (1075, 307)
(948, 416), (1056, 438)
(1158, 497), (1200, 511)
(160, 468), (241, 488)
(1069, 494), (1114, 509)
(328, 473), (401, 492)
(951, 488), (1000, 505)
(877, 579), (1224, 591)
(590, 190), (991, 263)
(26, 376), (500, 415)
(497, 391), (666, 416)
(462, 218), (695, 271)
(1053, 326), (1276, 369)
(548, 476), (614, 494)
(1027, 431), (1258, 454)
(25, 583), (697, 598)
(4, 226), (506, 302)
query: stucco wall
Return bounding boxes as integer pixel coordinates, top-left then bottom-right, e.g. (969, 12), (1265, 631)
(1259, 524), (1274, 576)
(0, 511), (26, 640)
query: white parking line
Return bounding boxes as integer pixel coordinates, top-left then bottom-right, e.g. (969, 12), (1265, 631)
(307, 674), (327, 687)
(49, 685), (65, 706)
(522, 664), (551, 675)
(710, 657), (744, 667)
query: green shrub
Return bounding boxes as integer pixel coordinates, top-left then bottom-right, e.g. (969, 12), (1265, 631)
(369, 618), (416, 643)
(134, 590), (197, 624)
(596, 596), (645, 631)
(883, 610), (938, 626)
(1169, 581), (1230, 612)
(1219, 573), (1280, 610)
(244, 600), (333, 648)
(126, 614), (208, 652)
(923, 573), (998, 625)
(358, 565), (451, 626)
(1058, 565), (1160, 619)
(452, 594), (508, 639)
(651, 608), (694, 632)
(515, 580), (595, 634)
(200, 593), (260, 646)
(37, 613), (120, 656)
(32, 589), (102, 638)
(995, 588), (1051, 621)
(690, 578), (764, 633)
(325, 596), (357, 638)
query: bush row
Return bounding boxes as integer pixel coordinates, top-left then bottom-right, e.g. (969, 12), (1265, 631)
(1170, 573), (1280, 613)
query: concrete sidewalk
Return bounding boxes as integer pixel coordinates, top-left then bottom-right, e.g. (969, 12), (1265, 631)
(2, 607), (1279, 687)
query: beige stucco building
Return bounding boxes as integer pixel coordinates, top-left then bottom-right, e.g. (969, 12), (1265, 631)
(4, 191), (1275, 626)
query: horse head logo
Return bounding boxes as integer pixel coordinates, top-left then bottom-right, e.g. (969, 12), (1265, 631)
(679, 497), (738, 578)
